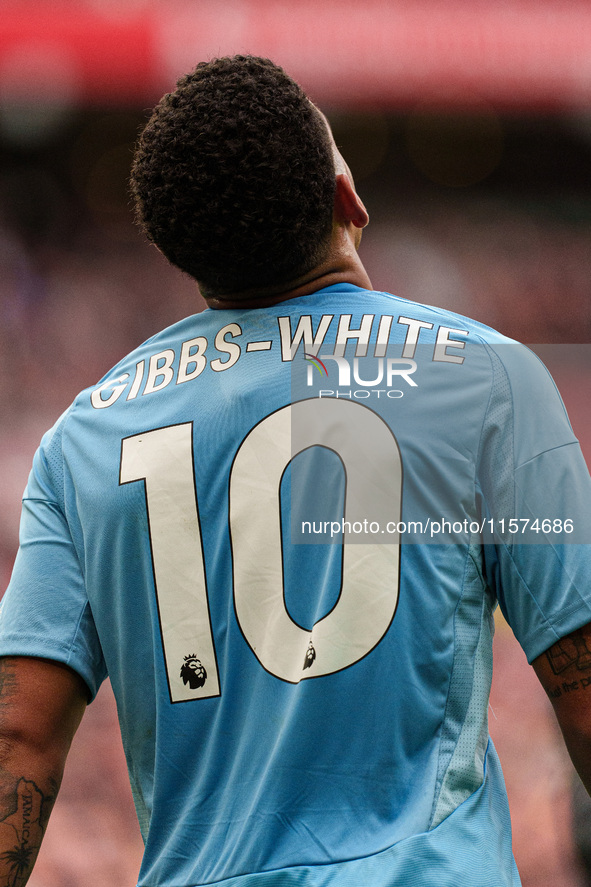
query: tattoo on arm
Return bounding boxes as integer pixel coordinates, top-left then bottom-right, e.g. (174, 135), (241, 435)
(545, 627), (591, 699)
(0, 661), (59, 886)
(0, 777), (56, 887)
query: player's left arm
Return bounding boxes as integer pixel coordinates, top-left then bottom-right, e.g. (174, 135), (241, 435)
(532, 621), (591, 796)
(0, 655), (88, 886)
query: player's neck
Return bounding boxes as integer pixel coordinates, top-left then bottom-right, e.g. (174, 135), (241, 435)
(203, 251), (372, 310)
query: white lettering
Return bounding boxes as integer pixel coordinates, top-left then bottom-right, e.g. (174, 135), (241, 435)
(319, 354), (351, 386)
(334, 314), (374, 357)
(397, 316), (434, 359)
(374, 316), (393, 358)
(127, 360), (145, 400)
(434, 327), (468, 364)
(386, 358), (418, 387)
(144, 350), (175, 394)
(353, 357), (383, 387)
(278, 314), (333, 360)
(211, 324), (242, 372)
(91, 373), (129, 409)
(178, 337), (207, 383)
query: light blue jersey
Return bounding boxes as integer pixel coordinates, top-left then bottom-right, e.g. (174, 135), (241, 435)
(2, 284), (591, 886)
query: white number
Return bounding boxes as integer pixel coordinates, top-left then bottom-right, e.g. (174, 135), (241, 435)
(230, 399), (401, 682)
(120, 424), (219, 702)
(120, 400), (402, 702)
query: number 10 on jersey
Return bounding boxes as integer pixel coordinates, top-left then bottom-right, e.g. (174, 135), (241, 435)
(120, 399), (402, 702)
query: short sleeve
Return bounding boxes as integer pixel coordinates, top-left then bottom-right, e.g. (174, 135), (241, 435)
(0, 421), (107, 700)
(478, 343), (591, 661)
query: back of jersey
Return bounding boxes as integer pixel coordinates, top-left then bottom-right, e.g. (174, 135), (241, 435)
(5, 284), (591, 886)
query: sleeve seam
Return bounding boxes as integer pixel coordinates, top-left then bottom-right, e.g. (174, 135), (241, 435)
(514, 439), (580, 472)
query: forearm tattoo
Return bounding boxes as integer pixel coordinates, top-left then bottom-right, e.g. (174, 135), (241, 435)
(0, 661), (56, 886)
(0, 778), (54, 886)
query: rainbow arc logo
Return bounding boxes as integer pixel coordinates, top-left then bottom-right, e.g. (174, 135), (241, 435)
(304, 353), (328, 377)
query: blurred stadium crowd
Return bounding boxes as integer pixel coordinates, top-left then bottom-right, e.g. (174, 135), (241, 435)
(2, 17), (591, 885)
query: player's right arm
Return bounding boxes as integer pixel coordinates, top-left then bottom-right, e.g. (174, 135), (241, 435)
(0, 655), (87, 886)
(532, 621), (591, 796)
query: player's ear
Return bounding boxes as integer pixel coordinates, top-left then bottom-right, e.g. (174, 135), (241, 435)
(334, 174), (369, 229)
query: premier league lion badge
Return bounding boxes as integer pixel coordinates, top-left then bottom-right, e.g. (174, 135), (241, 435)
(180, 655), (208, 689)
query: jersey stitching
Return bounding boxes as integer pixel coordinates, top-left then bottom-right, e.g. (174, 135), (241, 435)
(473, 340), (500, 473)
(428, 543), (474, 830)
(430, 547), (492, 830)
(514, 439), (580, 471)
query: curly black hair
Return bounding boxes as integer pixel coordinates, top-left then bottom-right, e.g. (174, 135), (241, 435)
(130, 56), (336, 297)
